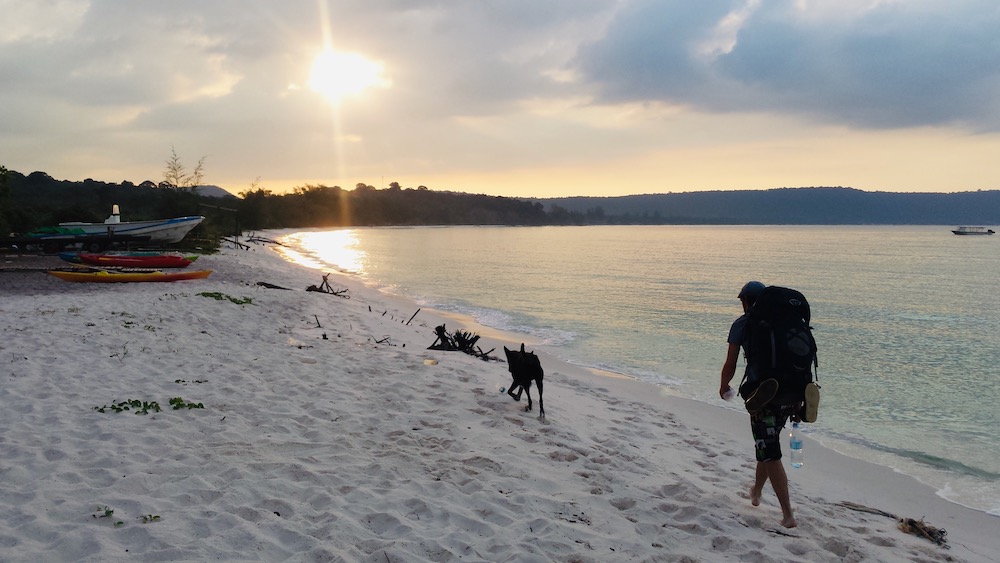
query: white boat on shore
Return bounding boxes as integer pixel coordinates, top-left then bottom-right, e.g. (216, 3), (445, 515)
(951, 226), (995, 235)
(31, 205), (205, 244)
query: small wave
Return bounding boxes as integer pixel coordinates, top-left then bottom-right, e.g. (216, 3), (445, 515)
(816, 429), (994, 477)
(896, 314), (956, 322)
(807, 428), (1000, 513)
(440, 303), (578, 347)
(876, 445), (1000, 481)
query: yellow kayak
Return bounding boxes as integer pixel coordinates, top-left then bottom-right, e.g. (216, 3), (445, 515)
(47, 268), (213, 283)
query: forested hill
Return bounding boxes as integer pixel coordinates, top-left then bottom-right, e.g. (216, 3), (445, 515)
(3, 167), (999, 229)
(533, 187), (1000, 225)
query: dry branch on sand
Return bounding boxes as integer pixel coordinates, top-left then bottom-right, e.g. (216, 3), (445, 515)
(427, 324), (499, 361)
(306, 273), (349, 298)
(838, 502), (948, 548)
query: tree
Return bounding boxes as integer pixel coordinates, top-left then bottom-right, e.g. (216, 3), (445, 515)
(0, 165), (10, 235)
(238, 178), (275, 230)
(162, 146), (206, 190)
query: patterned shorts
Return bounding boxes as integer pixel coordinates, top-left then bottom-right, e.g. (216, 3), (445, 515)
(750, 406), (793, 462)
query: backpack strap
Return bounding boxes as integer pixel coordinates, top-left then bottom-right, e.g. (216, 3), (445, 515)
(814, 343), (820, 382)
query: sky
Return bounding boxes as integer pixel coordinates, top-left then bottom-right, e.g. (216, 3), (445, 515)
(3, 0), (1000, 199)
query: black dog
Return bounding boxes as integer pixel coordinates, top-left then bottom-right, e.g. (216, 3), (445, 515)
(503, 344), (544, 420)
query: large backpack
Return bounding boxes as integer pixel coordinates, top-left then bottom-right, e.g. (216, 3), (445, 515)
(739, 286), (818, 406)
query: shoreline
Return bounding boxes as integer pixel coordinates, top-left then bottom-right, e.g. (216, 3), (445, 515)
(301, 238), (1000, 519)
(274, 240), (1000, 543)
(0, 244), (996, 561)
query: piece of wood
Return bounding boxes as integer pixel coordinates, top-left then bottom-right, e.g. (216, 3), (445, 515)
(406, 309), (421, 325)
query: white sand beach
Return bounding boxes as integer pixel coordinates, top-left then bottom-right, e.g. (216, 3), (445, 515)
(1, 242), (996, 562)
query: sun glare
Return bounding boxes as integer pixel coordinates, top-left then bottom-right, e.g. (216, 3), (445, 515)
(309, 49), (388, 102)
(276, 231), (365, 274)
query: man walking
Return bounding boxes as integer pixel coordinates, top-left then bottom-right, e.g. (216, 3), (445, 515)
(719, 281), (797, 528)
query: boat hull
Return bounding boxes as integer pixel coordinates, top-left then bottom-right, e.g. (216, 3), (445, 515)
(41, 216), (205, 243)
(952, 226), (995, 235)
(47, 268), (212, 283)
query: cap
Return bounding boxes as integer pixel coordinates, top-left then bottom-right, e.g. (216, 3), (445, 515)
(738, 281), (766, 301)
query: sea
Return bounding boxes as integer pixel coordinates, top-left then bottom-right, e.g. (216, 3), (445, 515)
(270, 225), (1000, 516)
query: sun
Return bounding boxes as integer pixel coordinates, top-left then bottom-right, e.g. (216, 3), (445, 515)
(308, 48), (389, 102)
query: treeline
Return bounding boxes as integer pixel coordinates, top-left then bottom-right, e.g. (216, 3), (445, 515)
(3, 168), (999, 239)
(239, 182), (549, 229)
(0, 171), (557, 238)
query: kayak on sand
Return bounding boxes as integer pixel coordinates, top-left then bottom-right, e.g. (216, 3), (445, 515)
(60, 252), (198, 268)
(47, 268), (212, 283)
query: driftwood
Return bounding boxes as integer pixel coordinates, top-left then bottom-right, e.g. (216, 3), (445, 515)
(222, 236), (251, 250)
(257, 275), (347, 297)
(838, 502), (948, 548)
(306, 273), (350, 298)
(245, 234), (285, 246)
(427, 324), (499, 361)
(406, 309), (421, 326)
(257, 281), (291, 290)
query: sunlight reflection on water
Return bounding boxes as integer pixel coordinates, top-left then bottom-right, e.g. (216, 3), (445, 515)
(278, 230), (365, 274)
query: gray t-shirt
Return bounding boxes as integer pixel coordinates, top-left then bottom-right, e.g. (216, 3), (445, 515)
(727, 314), (747, 349)
(727, 314), (756, 383)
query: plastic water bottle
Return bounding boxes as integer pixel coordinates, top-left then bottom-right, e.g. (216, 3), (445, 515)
(789, 421), (804, 468)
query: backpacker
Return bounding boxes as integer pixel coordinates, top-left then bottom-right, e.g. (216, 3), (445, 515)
(738, 286), (818, 409)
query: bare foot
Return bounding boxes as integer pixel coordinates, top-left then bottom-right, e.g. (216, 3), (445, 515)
(749, 487), (761, 507)
(781, 515), (797, 528)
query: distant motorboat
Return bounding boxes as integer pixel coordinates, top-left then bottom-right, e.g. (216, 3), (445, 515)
(951, 226), (995, 235)
(29, 205), (205, 244)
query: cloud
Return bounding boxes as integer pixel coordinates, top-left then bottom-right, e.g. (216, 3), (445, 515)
(575, 0), (1000, 130)
(1, 0), (999, 195)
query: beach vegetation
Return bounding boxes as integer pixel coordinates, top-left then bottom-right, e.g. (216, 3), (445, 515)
(92, 506), (125, 527)
(95, 399), (162, 415)
(169, 397), (204, 410)
(198, 291), (253, 305)
(95, 397), (204, 413)
(138, 514), (161, 524)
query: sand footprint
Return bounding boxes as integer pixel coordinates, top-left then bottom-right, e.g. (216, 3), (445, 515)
(711, 535), (733, 551)
(547, 450), (579, 462)
(609, 497), (637, 511)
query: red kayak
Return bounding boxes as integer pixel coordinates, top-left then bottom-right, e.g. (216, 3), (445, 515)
(72, 252), (197, 269)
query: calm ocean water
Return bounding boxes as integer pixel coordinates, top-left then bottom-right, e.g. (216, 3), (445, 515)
(272, 225), (1000, 515)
